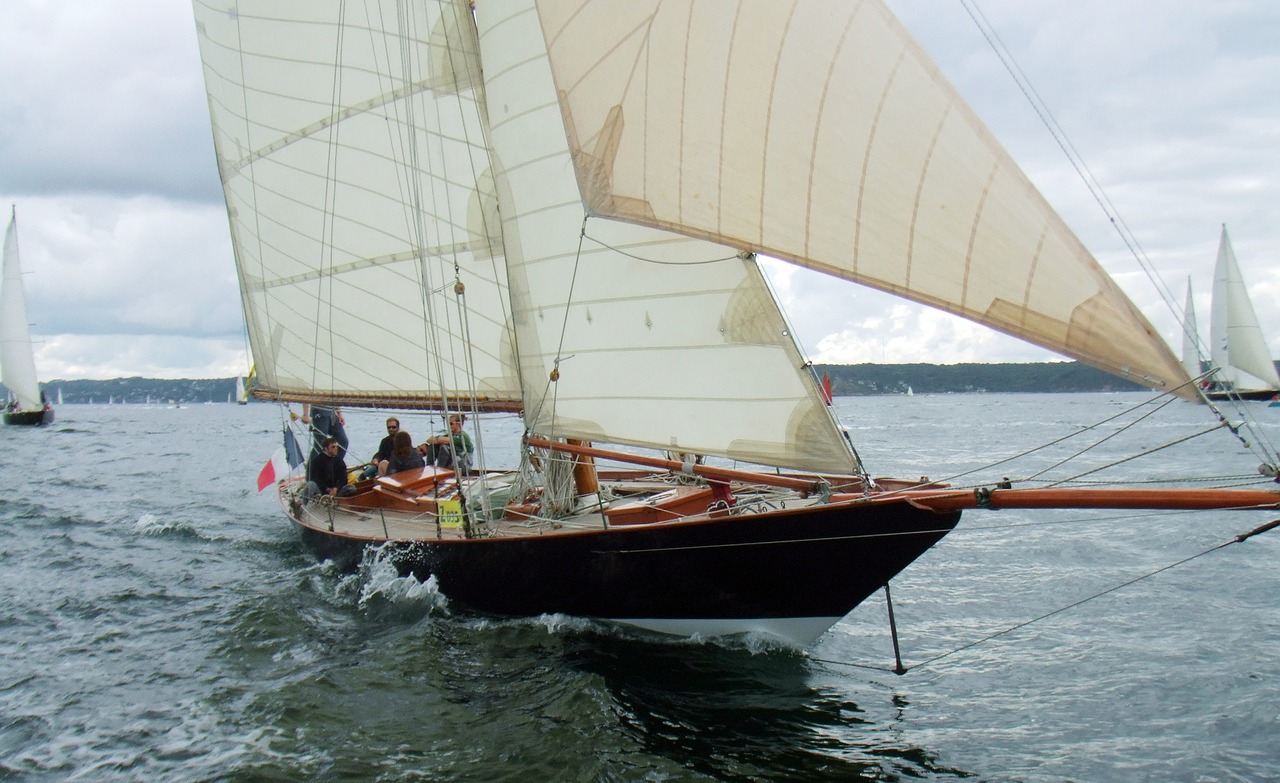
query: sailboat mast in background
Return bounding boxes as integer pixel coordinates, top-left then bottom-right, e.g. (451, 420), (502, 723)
(1204, 226), (1280, 400)
(2, 207), (54, 427)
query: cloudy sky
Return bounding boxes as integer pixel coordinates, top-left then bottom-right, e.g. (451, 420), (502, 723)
(2, 0), (1278, 379)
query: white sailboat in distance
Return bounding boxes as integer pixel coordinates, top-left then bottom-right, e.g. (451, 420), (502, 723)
(1204, 226), (1280, 401)
(2, 207), (54, 426)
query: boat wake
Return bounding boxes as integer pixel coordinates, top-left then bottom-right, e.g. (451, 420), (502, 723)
(132, 512), (202, 540)
(349, 545), (451, 620)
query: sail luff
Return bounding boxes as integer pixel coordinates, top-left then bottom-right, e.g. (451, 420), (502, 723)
(193, 0), (522, 407)
(535, 0), (1193, 398)
(1, 209), (43, 411)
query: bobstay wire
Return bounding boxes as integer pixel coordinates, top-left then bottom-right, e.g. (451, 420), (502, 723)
(811, 515), (1280, 676)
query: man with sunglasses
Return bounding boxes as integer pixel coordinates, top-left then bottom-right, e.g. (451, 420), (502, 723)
(358, 417), (401, 480)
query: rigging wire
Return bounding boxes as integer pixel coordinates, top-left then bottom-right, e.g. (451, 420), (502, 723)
(958, 0), (1280, 470)
(860, 385), (1242, 503)
(810, 515), (1280, 675)
(581, 233), (741, 266)
(957, 0), (1183, 346)
(307, 0), (350, 402)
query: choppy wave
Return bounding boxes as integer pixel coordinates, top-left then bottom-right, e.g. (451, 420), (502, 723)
(0, 397), (1275, 782)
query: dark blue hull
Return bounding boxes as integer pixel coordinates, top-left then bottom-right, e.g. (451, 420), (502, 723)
(4, 408), (53, 426)
(292, 497), (959, 639)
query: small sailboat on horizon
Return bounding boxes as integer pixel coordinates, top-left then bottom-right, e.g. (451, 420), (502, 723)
(1182, 226), (1280, 402)
(2, 207), (54, 427)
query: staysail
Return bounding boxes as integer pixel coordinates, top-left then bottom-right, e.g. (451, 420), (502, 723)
(1, 209), (43, 411)
(194, 0), (521, 410)
(1209, 226), (1280, 394)
(476, 0), (854, 473)
(534, 0), (1193, 398)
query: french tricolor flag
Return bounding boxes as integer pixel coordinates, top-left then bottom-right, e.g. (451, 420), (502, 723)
(257, 426), (306, 492)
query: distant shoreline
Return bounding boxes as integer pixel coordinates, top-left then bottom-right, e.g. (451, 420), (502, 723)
(4, 361), (1217, 404)
(813, 361), (1151, 396)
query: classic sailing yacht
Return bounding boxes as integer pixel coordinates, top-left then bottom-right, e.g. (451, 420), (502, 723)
(2, 208), (54, 427)
(192, 0), (1280, 646)
(1193, 227), (1280, 401)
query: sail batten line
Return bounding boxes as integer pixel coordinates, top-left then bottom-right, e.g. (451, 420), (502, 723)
(216, 79), (439, 178)
(717, 1), (746, 240)
(805, 2), (864, 260)
(251, 386), (522, 411)
(1020, 227), (1049, 333)
(961, 162), (999, 312)
(757, 3), (801, 247)
(907, 105), (952, 294)
(675, 3), (691, 224)
(241, 243), (481, 291)
(221, 132), (491, 222)
(852, 45), (909, 273)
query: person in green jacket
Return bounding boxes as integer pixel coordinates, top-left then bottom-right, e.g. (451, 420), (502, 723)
(431, 414), (474, 472)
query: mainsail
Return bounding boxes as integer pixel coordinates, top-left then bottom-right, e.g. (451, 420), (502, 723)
(534, 0), (1192, 397)
(195, 0), (521, 410)
(1209, 226), (1280, 394)
(1, 209), (43, 412)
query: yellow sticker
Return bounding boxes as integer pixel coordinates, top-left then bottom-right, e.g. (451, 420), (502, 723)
(438, 498), (463, 528)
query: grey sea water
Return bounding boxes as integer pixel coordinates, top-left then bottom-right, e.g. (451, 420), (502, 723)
(1, 393), (1277, 781)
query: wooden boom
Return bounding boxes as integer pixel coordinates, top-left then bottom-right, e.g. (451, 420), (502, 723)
(525, 437), (833, 494)
(526, 437), (1280, 514)
(899, 487), (1280, 513)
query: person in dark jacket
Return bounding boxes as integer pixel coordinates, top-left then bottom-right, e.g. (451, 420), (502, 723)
(380, 430), (426, 476)
(305, 437), (350, 499)
(359, 417), (401, 480)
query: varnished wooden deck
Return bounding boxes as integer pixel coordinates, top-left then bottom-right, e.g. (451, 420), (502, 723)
(284, 466), (841, 543)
